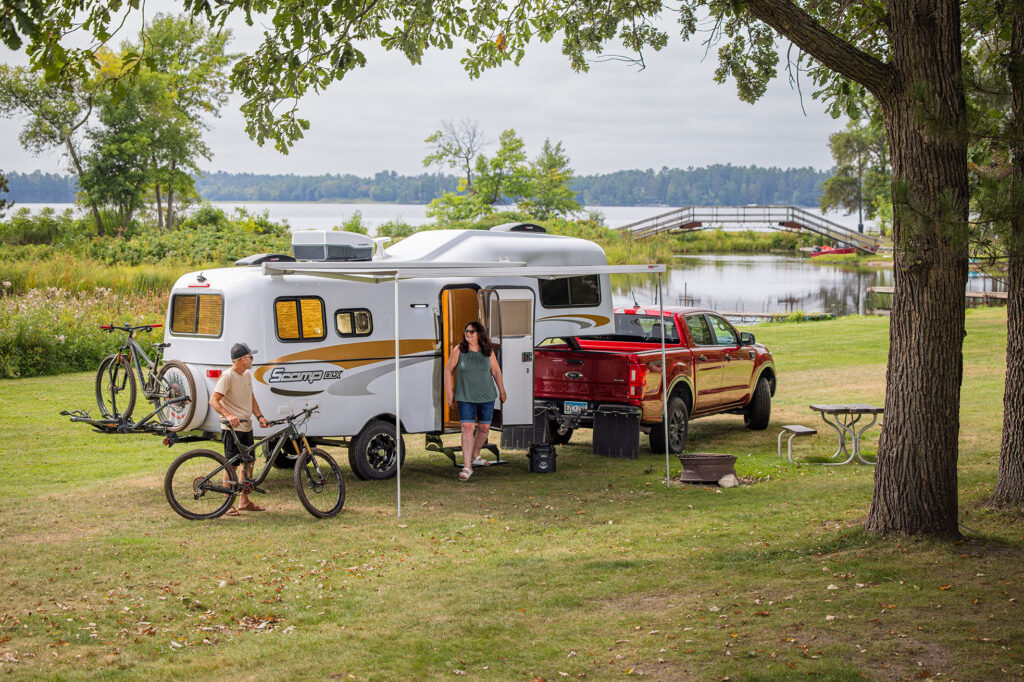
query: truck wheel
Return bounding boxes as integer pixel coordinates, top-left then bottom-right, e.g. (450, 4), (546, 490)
(544, 418), (573, 445)
(744, 377), (772, 430)
(348, 419), (406, 480)
(649, 395), (689, 454)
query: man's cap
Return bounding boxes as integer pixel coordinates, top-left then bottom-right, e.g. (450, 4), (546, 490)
(231, 342), (257, 360)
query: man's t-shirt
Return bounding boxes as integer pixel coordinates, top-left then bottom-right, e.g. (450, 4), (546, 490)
(213, 367), (254, 432)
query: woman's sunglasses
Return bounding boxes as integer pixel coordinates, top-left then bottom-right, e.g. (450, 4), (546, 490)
(464, 328), (477, 334)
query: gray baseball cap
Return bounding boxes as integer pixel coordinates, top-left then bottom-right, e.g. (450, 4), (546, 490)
(230, 342), (257, 360)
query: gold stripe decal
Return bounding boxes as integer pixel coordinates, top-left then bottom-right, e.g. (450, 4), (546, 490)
(254, 338), (436, 384)
(537, 314), (611, 328)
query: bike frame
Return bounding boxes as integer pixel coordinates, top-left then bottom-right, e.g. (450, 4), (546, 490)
(115, 333), (165, 397)
(201, 421), (310, 495)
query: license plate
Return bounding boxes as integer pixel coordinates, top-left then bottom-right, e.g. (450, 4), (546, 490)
(563, 401), (587, 416)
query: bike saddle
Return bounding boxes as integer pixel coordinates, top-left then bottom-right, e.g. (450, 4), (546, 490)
(155, 342), (172, 349)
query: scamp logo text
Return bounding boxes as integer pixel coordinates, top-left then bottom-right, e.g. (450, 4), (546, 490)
(267, 367), (342, 384)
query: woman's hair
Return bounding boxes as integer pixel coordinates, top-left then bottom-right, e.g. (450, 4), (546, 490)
(458, 320), (494, 356)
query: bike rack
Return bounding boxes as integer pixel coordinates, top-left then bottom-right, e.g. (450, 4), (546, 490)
(60, 395), (205, 446)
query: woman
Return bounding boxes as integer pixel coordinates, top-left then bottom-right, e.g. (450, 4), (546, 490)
(444, 320), (507, 481)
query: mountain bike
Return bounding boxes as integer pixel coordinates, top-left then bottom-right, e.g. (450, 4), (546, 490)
(95, 323), (197, 431)
(163, 406), (345, 520)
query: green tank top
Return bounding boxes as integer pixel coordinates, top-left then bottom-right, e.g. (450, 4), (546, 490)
(455, 349), (497, 403)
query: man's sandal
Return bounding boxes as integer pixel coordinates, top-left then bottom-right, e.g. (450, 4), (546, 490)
(459, 467), (473, 481)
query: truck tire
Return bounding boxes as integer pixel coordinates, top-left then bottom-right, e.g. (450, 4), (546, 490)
(649, 395), (689, 455)
(348, 419), (406, 480)
(744, 376), (772, 430)
(544, 418), (573, 445)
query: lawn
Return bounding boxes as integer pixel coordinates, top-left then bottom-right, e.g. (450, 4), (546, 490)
(0, 308), (1021, 680)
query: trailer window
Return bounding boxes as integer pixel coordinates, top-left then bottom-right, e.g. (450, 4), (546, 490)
(539, 275), (601, 308)
(275, 297), (326, 342)
(335, 309), (373, 337)
(170, 294), (223, 336)
(489, 299), (532, 337)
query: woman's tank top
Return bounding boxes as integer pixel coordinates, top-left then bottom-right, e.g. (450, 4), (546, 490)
(455, 350), (497, 403)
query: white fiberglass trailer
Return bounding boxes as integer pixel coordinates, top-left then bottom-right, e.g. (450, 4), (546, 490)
(160, 225), (664, 480)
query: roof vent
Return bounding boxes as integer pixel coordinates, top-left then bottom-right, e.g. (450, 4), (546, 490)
(234, 253), (296, 266)
(489, 222), (547, 233)
(291, 230), (376, 262)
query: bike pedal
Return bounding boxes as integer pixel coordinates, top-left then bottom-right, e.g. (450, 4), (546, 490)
(253, 486), (268, 494)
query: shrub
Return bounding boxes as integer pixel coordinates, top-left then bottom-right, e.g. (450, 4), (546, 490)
(0, 286), (167, 378)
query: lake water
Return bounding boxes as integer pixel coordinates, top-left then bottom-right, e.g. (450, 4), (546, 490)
(10, 202), (1004, 317)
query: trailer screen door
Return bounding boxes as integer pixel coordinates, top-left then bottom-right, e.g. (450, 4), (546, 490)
(482, 288), (535, 427)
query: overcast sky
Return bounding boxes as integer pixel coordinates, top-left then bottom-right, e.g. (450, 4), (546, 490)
(0, 12), (845, 178)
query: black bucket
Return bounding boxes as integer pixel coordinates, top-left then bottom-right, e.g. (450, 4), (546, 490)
(528, 443), (557, 473)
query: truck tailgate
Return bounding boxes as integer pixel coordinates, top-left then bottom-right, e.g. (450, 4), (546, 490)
(534, 347), (633, 404)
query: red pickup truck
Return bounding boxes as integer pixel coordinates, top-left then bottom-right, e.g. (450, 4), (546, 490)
(533, 306), (776, 454)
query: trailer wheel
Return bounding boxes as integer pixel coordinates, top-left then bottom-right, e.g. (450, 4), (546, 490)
(544, 418), (573, 445)
(744, 376), (772, 430)
(649, 395), (689, 455)
(348, 419), (406, 480)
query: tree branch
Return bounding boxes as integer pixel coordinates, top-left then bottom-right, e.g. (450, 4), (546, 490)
(745, 0), (895, 99)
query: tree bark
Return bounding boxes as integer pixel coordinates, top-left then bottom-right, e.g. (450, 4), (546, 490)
(155, 183), (164, 231)
(864, 0), (969, 537)
(749, 0), (970, 536)
(990, 3), (1024, 508)
(64, 136), (105, 237)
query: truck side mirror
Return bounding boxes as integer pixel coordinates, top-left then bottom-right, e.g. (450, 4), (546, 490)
(740, 332), (755, 345)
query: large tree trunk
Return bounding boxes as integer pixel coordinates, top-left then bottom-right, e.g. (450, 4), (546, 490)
(990, 5), (1024, 508)
(865, 0), (970, 537)
(746, 0), (970, 537)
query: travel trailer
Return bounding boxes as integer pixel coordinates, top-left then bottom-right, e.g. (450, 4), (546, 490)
(159, 225), (661, 480)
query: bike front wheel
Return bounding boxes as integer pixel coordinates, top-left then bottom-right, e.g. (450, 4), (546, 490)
(165, 449), (237, 520)
(294, 447), (345, 518)
(96, 354), (136, 420)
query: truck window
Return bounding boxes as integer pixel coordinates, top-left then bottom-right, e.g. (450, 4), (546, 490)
(612, 314), (679, 342)
(708, 314), (739, 345)
(170, 294), (223, 336)
(275, 297), (326, 342)
(685, 315), (714, 346)
(335, 309), (373, 337)
(540, 275), (600, 308)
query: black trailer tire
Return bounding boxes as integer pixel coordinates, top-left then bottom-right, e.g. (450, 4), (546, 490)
(156, 360), (198, 432)
(164, 449), (237, 520)
(294, 447), (345, 518)
(544, 418), (574, 445)
(649, 395), (689, 455)
(96, 354), (136, 420)
(744, 377), (772, 431)
(348, 419), (406, 480)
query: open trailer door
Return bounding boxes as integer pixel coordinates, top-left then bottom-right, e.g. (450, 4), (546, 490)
(441, 286), (480, 430)
(480, 287), (535, 427)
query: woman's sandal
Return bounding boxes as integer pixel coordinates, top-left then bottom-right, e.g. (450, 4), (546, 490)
(471, 456), (491, 467)
(459, 467), (473, 481)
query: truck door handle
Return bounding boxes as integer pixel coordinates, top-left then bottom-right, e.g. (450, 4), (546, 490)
(566, 359), (584, 365)
(698, 355), (707, 362)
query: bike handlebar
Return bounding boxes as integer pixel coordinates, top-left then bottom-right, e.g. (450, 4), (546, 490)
(265, 405), (319, 427)
(99, 323), (163, 333)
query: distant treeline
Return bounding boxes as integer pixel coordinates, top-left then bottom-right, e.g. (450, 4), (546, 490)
(3, 164), (828, 207)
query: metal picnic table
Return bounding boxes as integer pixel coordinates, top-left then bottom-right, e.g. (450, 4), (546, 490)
(808, 404), (884, 466)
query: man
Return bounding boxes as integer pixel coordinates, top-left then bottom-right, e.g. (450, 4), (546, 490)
(210, 342), (269, 516)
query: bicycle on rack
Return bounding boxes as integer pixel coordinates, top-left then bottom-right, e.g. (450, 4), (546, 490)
(95, 323), (197, 431)
(163, 406), (345, 520)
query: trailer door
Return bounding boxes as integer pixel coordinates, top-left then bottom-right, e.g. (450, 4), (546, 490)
(481, 287), (535, 426)
(441, 286), (480, 429)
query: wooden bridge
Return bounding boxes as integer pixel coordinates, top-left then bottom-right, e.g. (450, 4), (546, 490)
(618, 205), (882, 254)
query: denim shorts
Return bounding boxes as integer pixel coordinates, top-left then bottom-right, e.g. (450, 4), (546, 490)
(457, 400), (495, 425)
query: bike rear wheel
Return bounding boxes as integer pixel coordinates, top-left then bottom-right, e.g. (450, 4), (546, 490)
(294, 447), (345, 518)
(165, 449), (237, 520)
(96, 354), (136, 420)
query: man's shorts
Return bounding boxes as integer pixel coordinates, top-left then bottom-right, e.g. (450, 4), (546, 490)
(223, 428), (255, 461)
(457, 400), (495, 425)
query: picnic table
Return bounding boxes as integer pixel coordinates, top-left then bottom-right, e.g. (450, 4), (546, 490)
(808, 404), (884, 466)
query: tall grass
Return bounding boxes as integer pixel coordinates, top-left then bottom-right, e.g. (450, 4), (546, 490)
(0, 286), (166, 378)
(0, 255), (198, 296)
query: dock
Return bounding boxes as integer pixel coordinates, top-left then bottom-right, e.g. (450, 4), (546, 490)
(720, 311), (837, 323)
(866, 286), (1007, 302)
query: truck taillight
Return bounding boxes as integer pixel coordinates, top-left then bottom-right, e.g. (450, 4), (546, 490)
(628, 363), (647, 398)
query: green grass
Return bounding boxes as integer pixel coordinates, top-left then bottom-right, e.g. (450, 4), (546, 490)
(0, 308), (1021, 680)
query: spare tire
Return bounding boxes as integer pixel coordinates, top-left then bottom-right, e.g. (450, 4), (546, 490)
(156, 360), (204, 432)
